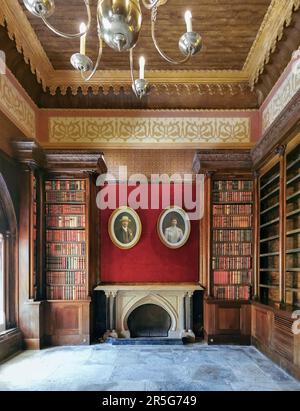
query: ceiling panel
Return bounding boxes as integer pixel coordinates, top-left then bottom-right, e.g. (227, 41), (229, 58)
(18, 0), (272, 71)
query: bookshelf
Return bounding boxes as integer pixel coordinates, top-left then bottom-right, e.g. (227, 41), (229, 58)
(211, 179), (253, 301)
(29, 169), (44, 301)
(285, 143), (300, 308)
(31, 173), (38, 300)
(45, 178), (89, 301)
(259, 162), (280, 305)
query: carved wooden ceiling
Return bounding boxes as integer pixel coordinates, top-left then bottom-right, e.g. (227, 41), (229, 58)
(18, 0), (271, 71)
(0, 0), (300, 109)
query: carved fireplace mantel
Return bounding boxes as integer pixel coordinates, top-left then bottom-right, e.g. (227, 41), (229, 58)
(94, 283), (203, 340)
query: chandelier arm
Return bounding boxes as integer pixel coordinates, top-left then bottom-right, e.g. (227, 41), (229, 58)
(40, 0), (91, 39)
(141, 0), (162, 10)
(129, 48), (138, 97)
(151, 7), (192, 65)
(80, 37), (103, 82)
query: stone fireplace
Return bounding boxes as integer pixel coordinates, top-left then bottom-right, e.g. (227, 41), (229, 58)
(94, 284), (203, 340)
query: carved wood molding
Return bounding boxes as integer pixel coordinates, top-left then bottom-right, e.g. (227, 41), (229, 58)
(244, 0), (300, 88)
(1, 0), (299, 94)
(45, 150), (107, 173)
(192, 149), (253, 173)
(12, 139), (46, 168)
(0, 0), (53, 90)
(49, 80), (253, 97)
(251, 88), (300, 168)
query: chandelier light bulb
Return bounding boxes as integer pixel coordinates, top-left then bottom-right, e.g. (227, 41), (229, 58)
(184, 10), (193, 33)
(139, 56), (145, 80)
(80, 22), (87, 55)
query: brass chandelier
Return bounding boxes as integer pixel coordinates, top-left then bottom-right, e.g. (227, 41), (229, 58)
(23, 0), (202, 98)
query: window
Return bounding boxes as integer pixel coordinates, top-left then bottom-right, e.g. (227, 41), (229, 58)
(0, 233), (5, 332)
(0, 173), (17, 331)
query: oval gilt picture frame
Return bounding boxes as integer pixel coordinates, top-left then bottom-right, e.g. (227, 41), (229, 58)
(108, 207), (142, 250)
(157, 206), (191, 249)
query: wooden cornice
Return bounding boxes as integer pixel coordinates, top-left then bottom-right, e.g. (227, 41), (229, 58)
(251, 88), (300, 168)
(192, 149), (253, 174)
(0, 0), (299, 96)
(244, 0), (300, 88)
(45, 150), (107, 173)
(12, 140), (108, 175)
(0, 0), (53, 90)
(47, 70), (249, 96)
(12, 139), (46, 169)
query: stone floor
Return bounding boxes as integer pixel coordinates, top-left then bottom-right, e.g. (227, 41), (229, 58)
(0, 344), (300, 391)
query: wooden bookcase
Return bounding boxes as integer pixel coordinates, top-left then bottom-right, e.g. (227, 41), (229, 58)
(252, 135), (300, 380)
(257, 137), (300, 309)
(285, 142), (300, 307)
(203, 172), (253, 345)
(211, 179), (253, 301)
(45, 178), (90, 301)
(30, 172), (38, 300)
(44, 175), (91, 346)
(259, 162), (280, 305)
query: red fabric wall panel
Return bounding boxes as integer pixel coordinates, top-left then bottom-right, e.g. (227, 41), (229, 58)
(100, 183), (199, 283)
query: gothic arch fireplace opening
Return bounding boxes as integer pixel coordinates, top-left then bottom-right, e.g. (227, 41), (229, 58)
(127, 304), (171, 338)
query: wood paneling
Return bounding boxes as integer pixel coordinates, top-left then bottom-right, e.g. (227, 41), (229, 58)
(19, 0), (271, 71)
(45, 301), (90, 346)
(252, 304), (271, 346)
(252, 301), (300, 380)
(217, 307), (240, 332)
(0, 329), (22, 362)
(204, 298), (251, 344)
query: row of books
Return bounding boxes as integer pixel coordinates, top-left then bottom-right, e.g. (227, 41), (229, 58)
(213, 191), (253, 203)
(212, 256), (252, 269)
(47, 271), (86, 285)
(46, 204), (85, 215)
(214, 285), (250, 300)
(213, 271), (252, 285)
(47, 256), (86, 270)
(46, 230), (86, 242)
(47, 215), (86, 228)
(47, 285), (87, 300)
(46, 243), (86, 256)
(213, 180), (253, 191)
(213, 216), (252, 228)
(46, 191), (85, 203)
(212, 204), (252, 216)
(213, 242), (252, 256)
(213, 229), (252, 242)
(45, 180), (85, 191)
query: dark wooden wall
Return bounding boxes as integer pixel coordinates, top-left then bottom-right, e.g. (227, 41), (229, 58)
(0, 150), (20, 221)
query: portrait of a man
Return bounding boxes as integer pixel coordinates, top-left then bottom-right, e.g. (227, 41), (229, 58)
(115, 215), (135, 244)
(109, 207), (141, 250)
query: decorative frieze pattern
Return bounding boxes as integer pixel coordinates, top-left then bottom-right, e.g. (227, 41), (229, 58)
(262, 52), (300, 132)
(0, 72), (36, 138)
(49, 116), (251, 144)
